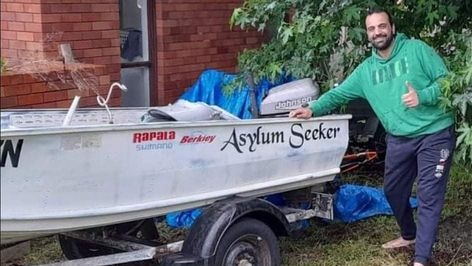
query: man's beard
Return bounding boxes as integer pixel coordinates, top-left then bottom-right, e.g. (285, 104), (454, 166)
(370, 32), (394, 51)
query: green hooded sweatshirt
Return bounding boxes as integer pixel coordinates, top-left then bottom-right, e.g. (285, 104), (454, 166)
(310, 33), (454, 137)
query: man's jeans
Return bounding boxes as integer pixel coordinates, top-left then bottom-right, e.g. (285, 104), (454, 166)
(384, 126), (455, 264)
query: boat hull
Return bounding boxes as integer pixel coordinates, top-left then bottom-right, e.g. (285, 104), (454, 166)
(1, 115), (350, 244)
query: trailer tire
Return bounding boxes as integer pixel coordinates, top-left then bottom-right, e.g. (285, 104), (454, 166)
(214, 218), (280, 266)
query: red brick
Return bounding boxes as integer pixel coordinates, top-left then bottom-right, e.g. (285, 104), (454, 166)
(56, 100), (73, 108)
(100, 12), (118, 21)
(4, 84), (32, 96)
(1, 12), (16, 21)
(15, 13), (33, 22)
(6, 3), (24, 12)
(92, 39), (110, 48)
(23, 74), (39, 84)
(101, 30), (118, 39)
(32, 32), (43, 42)
(78, 96), (99, 107)
(2, 30), (17, 40)
(51, 22), (74, 32)
(23, 4), (41, 13)
(92, 21), (114, 30)
(81, 13), (99, 22)
(8, 40), (26, 50)
(110, 39), (120, 47)
(25, 41), (43, 51)
(66, 88), (81, 98)
(99, 75), (110, 85)
(17, 32), (34, 41)
(1, 39), (9, 49)
(43, 90), (67, 102)
(33, 14), (42, 23)
(18, 93), (43, 105)
(102, 47), (119, 56)
(69, 4), (92, 13)
(30, 102), (57, 108)
(61, 14), (82, 22)
(81, 31), (100, 40)
(82, 48), (103, 57)
(1, 48), (18, 58)
(24, 22), (42, 32)
(31, 82), (49, 93)
(73, 40), (93, 49)
(42, 14), (62, 23)
(0, 76), (13, 86)
(50, 4), (72, 13)
(92, 56), (112, 65)
(7, 21), (25, 31)
(91, 4), (117, 13)
(72, 22), (92, 31)
(0, 96), (19, 108)
(61, 31), (82, 41)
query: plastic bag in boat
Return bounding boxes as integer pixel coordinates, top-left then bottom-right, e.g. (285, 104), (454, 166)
(334, 184), (418, 223)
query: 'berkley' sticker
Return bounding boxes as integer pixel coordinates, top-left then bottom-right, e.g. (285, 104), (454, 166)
(181, 134), (215, 144)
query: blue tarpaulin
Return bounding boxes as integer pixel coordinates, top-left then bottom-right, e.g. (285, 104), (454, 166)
(334, 184), (418, 223)
(180, 69), (288, 119)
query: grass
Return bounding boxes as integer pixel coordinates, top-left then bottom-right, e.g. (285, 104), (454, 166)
(281, 162), (472, 266)
(7, 163), (472, 266)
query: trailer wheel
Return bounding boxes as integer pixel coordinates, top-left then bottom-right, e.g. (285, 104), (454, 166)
(214, 218), (280, 266)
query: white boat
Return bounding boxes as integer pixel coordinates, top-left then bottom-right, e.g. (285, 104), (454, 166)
(1, 94), (350, 246)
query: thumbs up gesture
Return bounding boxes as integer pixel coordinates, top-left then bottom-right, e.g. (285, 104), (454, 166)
(402, 81), (419, 108)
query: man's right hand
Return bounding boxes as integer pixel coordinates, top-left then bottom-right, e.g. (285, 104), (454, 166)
(289, 107), (313, 119)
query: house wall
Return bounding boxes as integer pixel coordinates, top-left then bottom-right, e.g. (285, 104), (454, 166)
(0, 0), (121, 108)
(0, 63), (115, 108)
(1, 0), (265, 108)
(154, 0), (265, 104)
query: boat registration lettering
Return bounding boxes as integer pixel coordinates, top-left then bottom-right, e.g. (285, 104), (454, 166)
(133, 131), (176, 143)
(1, 139), (24, 168)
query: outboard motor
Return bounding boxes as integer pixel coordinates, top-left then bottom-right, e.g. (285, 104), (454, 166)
(259, 78), (320, 116)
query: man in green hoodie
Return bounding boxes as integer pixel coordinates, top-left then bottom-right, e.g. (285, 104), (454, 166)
(290, 7), (455, 266)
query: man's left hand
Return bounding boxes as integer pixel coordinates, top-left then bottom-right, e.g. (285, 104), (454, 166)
(402, 81), (419, 108)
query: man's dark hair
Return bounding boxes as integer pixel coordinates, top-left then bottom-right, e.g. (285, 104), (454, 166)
(367, 7), (394, 26)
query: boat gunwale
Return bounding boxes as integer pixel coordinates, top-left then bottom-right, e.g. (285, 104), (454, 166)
(1, 114), (352, 137)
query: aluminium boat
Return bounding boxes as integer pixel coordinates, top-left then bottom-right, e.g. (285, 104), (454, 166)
(1, 98), (350, 245)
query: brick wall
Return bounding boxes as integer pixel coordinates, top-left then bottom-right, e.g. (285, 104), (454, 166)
(0, 63), (117, 109)
(154, 0), (265, 105)
(1, 0), (121, 108)
(2, 0), (265, 108)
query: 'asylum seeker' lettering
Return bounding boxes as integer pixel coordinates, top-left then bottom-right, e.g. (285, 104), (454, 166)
(289, 123), (340, 148)
(220, 123), (341, 153)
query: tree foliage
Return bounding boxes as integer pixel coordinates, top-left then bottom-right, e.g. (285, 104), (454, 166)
(230, 0), (472, 166)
